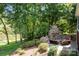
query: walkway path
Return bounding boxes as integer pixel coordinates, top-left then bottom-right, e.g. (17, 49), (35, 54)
(11, 40), (77, 56)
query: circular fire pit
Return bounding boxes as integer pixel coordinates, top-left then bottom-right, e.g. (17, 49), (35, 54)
(60, 40), (71, 45)
(50, 39), (71, 45)
(50, 40), (60, 45)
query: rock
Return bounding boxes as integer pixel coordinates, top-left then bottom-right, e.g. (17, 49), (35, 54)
(48, 25), (61, 41)
(40, 36), (49, 43)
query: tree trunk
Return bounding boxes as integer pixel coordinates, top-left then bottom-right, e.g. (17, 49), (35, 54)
(18, 27), (22, 43)
(0, 18), (9, 44)
(18, 21), (22, 43)
(20, 33), (22, 42)
(32, 22), (35, 39)
(14, 32), (17, 43)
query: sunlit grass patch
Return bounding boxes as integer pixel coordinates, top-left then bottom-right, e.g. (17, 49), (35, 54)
(0, 41), (21, 56)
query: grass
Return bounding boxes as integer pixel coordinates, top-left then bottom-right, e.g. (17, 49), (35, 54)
(0, 39), (40, 56)
(0, 33), (21, 56)
(0, 41), (21, 56)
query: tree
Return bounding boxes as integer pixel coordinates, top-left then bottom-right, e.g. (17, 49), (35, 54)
(2, 3), (76, 43)
(0, 4), (9, 44)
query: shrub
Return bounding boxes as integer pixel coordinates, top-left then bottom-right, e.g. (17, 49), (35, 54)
(21, 39), (42, 49)
(38, 43), (48, 54)
(35, 39), (42, 46)
(19, 50), (25, 55)
(21, 40), (35, 49)
(69, 50), (78, 56)
(60, 49), (69, 56)
(60, 49), (78, 56)
(71, 34), (76, 41)
(15, 48), (22, 54)
(14, 48), (25, 55)
(48, 45), (57, 56)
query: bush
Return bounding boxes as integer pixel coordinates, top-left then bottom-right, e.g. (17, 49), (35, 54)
(71, 34), (76, 41)
(21, 39), (42, 49)
(13, 48), (25, 55)
(21, 40), (35, 49)
(48, 45), (57, 56)
(19, 50), (25, 55)
(69, 50), (78, 56)
(35, 39), (42, 46)
(60, 49), (78, 56)
(60, 49), (69, 56)
(38, 43), (48, 54)
(14, 48), (22, 54)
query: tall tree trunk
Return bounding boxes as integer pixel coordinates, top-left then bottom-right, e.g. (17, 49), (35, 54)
(14, 32), (17, 43)
(32, 22), (35, 40)
(19, 26), (22, 43)
(18, 21), (22, 43)
(20, 33), (22, 42)
(0, 18), (9, 44)
(18, 27), (22, 43)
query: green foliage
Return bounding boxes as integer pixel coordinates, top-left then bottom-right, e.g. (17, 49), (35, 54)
(39, 22), (49, 36)
(60, 49), (69, 56)
(21, 40), (35, 49)
(35, 39), (41, 46)
(57, 19), (69, 34)
(69, 50), (78, 56)
(48, 45), (57, 56)
(60, 49), (78, 56)
(1, 3), (76, 41)
(0, 4), (77, 56)
(38, 43), (48, 53)
(21, 39), (41, 49)
(14, 48), (25, 55)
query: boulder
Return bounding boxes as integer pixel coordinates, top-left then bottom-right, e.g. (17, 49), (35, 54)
(40, 36), (49, 43)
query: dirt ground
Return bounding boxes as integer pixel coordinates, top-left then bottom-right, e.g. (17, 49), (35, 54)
(10, 47), (48, 56)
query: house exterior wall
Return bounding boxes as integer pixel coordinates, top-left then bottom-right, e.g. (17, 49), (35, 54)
(77, 17), (79, 50)
(77, 32), (79, 50)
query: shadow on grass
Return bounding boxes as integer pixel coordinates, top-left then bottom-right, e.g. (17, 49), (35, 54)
(0, 41), (21, 56)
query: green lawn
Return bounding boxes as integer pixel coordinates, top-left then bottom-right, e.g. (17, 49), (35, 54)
(0, 41), (21, 56)
(0, 39), (38, 56)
